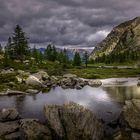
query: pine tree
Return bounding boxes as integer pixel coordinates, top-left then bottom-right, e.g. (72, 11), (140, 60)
(52, 45), (57, 61)
(5, 37), (14, 59)
(83, 51), (88, 67)
(32, 46), (39, 63)
(73, 52), (81, 66)
(12, 25), (29, 61)
(0, 44), (3, 54)
(63, 49), (69, 64)
(44, 44), (52, 61)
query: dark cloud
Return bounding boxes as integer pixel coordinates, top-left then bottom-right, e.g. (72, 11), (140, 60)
(0, 0), (140, 48)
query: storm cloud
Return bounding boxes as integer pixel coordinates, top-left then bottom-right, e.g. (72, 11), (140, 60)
(0, 0), (140, 48)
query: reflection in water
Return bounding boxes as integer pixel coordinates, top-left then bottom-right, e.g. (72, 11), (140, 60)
(103, 86), (140, 103)
(0, 78), (139, 123)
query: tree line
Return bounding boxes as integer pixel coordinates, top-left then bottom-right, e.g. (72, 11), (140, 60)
(93, 50), (139, 64)
(0, 25), (89, 67)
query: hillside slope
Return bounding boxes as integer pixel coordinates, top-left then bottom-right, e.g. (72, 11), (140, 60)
(89, 17), (140, 61)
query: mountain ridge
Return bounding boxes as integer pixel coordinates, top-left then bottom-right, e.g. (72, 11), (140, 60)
(89, 17), (140, 61)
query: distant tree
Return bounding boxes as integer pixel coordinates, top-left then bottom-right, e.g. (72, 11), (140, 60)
(5, 37), (14, 59)
(12, 25), (29, 61)
(73, 52), (81, 66)
(51, 45), (57, 61)
(63, 49), (69, 64)
(0, 44), (3, 54)
(83, 51), (88, 67)
(32, 46), (39, 63)
(3, 48), (9, 67)
(44, 44), (52, 61)
(38, 51), (43, 64)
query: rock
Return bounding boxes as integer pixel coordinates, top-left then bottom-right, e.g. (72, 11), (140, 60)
(20, 119), (52, 140)
(26, 89), (39, 94)
(4, 132), (21, 140)
(113, 131), (122, 140)
(63, 73), (77, 78)
(1, 68), (15, 74)
(26, 75), (42, 87)
(33, 71), (49, 81)
(122, 99), (140, 129)
(17, 70), (25, 74)
(50, 76), (59, 85)
(5, 89), (27, 95)
(137, 81), (140, 86)
(76, 78), (87, 87)
(0, 108), (19, 122)
(132, 133), (140, 140)
(17, 70), (30, 77)
(0, 121), (19, 136)
(75, 84), (83, 89)
(44, 102), (104, 140)
(16, 76), (23, 83)
(60, 77), (77, 89)
(88, 80), (102, 87)
(16, 71), (30, 84)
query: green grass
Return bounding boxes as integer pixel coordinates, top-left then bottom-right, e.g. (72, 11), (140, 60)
(66, 66), (140, 79)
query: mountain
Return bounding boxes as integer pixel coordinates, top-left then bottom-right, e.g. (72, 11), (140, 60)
(37, 47), (92, 60)
(60, 48), (92, 60)
(89, 17), (140, 61)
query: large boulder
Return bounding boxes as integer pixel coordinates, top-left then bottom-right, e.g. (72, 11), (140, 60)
(20, 119), (52, 140)
(60, 77), (77, 89)
(33, 71), (49, 81)
(0, 121), (20, 137)
(26, 75), (42, 87)
(0, 108), (19, 122)
(122, 99), (140, 130)
(44, 102), (104, 140)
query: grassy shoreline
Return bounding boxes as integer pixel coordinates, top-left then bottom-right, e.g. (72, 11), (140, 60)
(66, 66), (140, 79)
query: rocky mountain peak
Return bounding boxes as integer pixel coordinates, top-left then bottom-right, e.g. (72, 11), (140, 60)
(89, 16), (140, 60)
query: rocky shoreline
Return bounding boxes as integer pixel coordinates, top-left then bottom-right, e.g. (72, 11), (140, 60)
(0, 69), (102, 95)
(1, 69), (140, 139)
(0, 99), (140, 139)
(0, 102), (104, 140)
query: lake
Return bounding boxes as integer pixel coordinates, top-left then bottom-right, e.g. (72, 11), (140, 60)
(0, 77), (139, 126)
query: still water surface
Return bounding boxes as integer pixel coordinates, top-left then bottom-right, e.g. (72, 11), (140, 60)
(0, 78), (140, 123)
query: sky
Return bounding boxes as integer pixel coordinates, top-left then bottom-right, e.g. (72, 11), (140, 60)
(0, 0), (140, 49)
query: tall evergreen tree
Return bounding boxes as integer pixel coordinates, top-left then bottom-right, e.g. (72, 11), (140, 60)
(44, 44), (52, 61)
(32, 46), (39, 63)
(0, 44), (3, 54)
(73, 52), (81, 66)
(12, 25), (29, 61)
(5, 37), (14, 59)
(83, 51), (88, 67)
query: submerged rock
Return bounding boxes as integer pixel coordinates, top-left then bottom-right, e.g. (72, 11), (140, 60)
(44, 102), (104, 140)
